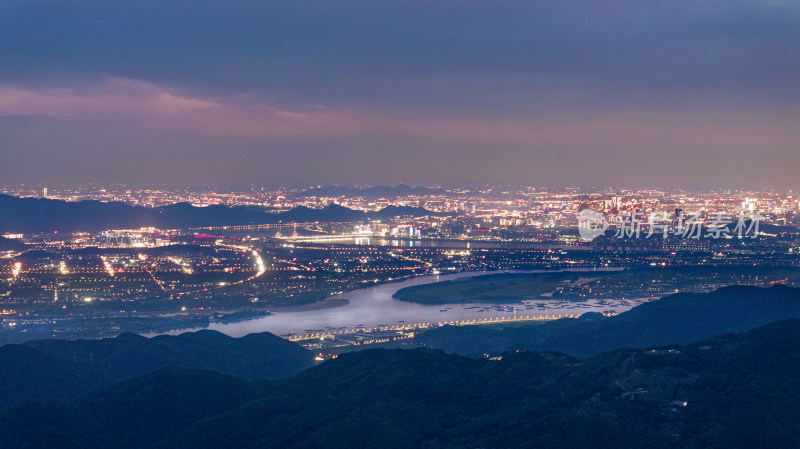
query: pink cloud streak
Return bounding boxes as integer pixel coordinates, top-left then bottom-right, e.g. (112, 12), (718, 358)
(0, 78), (795, 151)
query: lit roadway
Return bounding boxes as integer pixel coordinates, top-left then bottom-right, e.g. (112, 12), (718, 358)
(171, 244), (267, 299)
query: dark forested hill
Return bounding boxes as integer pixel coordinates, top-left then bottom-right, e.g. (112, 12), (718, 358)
(417, 284), (800, 357)
(0, 330), (312, 411)
(2, 319), (798, 449)
(0, 194), (444, 233)
(0, 236), (26, 251)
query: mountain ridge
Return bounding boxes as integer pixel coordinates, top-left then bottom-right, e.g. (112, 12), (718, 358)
(0, 329), (313, 411)
(417, 284), (800, 358)
(0, 194), (446, 233)
(2, 318), (798, 448)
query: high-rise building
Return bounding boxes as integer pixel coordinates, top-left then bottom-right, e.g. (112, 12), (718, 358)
(42, 187), (48, 198)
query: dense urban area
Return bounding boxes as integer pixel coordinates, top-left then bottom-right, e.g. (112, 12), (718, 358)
(1, 184), (798, 347)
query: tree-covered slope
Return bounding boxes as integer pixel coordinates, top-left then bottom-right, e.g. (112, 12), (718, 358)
(417, 284), (800, 357)
(0, 329), (313, 411)
(2, 319), (799, 449)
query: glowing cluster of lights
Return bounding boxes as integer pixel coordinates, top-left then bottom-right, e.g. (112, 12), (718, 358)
(168, 256), (194, 274)
(253, 250), (267, 277)
(101, 256), (115, 277)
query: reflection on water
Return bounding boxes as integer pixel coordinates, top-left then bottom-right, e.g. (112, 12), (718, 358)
(338, 237), (585, 250)
(153, 270), (635, 338)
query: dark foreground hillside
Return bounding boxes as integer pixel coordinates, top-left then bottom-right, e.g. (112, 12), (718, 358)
(418, 284), (800, 357)
(2, 319), (799, 449)
(0, 330), (313, 411)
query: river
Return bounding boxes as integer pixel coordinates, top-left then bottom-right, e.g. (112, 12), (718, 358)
(157, 269), (638, 338)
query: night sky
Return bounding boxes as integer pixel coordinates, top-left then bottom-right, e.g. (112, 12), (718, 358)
(1, 1), (798, 187)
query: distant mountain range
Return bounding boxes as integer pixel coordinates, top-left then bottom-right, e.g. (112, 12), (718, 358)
(0, 330), (313, 411)
(417, 284), (800, 358)
(2, 318), (798, 448)
(297, 183), (444, 198)
(0, 194), (446, 233)
(277, 203), (449, 224)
